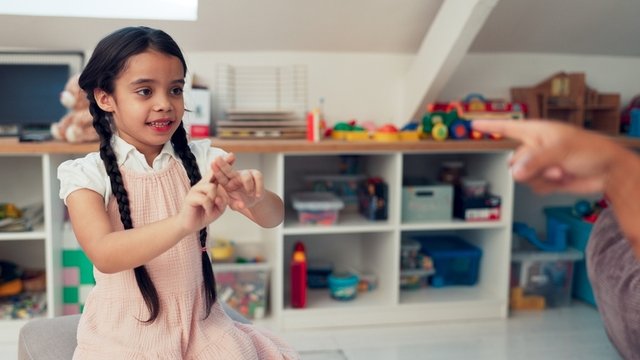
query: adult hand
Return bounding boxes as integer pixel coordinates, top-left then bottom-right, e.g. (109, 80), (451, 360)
(472, 119), (620, 194)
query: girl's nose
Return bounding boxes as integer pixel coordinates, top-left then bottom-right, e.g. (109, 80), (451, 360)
(153, 95), (172, 112)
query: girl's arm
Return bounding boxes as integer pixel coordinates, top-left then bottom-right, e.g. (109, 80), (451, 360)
(231, 189), (284, 228)
(67, 175), (226, 273)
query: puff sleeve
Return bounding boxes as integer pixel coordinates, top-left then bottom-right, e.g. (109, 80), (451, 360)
(58, 152), (109, 207)
(189, 139), (228, 177)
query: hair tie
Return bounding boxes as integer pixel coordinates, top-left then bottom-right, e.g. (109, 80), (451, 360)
(201, 246), (207, 253)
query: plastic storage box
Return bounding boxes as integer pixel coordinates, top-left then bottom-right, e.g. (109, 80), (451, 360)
(291, 192), (345, 225)
(510, 248), (583, 308)
(304, 174), (366, 212)
(213, 262), (270, 319)
(401, 180), (453, 222)
(544, 207), (595, 306)
(412, 235), (482, 287)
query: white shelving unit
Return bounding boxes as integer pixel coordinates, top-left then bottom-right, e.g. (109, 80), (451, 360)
(273, 149), (514, 329)
(0, 145), (514, 351)
(0, 154), (67, 354)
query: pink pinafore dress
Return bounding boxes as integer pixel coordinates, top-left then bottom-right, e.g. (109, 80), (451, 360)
(73, 158), (299, 359)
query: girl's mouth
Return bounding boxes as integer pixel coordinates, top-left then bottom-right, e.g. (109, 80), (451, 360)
(147, 120), (173, 132)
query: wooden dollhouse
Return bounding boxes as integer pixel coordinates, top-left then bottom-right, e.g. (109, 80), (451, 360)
(511, 72), (621, 134)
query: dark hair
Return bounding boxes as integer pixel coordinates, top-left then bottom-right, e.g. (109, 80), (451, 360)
(78, 26), (216, 322)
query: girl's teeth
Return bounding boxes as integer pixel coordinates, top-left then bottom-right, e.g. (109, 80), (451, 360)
(149, 122), (170, 127)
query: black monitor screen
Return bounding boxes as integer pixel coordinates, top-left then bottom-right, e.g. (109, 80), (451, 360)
(0, 64), (69, 127)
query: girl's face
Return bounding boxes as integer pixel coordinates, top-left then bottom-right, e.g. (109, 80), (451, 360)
(95, 49), (185, 159)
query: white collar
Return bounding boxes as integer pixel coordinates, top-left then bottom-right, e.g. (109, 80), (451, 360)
(111, 135), (178, 171)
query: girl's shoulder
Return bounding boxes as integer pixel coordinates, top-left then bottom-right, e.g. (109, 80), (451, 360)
(58, 151), (105, 175)
(58, 152), (108, 203)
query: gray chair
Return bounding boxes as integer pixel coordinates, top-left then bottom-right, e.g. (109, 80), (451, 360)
(18, 303), (250, 360)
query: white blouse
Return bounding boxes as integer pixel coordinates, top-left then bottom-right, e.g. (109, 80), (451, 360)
(58, 135), (227, 208)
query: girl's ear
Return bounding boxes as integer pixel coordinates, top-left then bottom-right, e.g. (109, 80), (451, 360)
(94, 89), (114, 112)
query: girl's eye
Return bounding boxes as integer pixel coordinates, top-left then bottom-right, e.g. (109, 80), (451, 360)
(136, 88), (152, 96)
(171, 87), (184, 96)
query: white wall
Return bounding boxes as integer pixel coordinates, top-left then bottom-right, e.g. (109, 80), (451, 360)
(183, 51), (640, 130)
(184, 51), (413, 128)
(439, 52), (640, 106)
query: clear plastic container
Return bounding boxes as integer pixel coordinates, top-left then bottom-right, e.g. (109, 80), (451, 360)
(214, 262), (270, 319)
(291, 192), (345, 225)
(511, 248), (583, 308)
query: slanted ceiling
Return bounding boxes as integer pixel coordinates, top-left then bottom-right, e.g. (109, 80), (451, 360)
(0, 0), (636, 56)
(1, 0), (636, 123)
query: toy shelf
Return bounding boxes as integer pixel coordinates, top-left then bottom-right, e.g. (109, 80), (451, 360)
(0, 225), (46, 241)
(283, 211), (394, 235)
(275, 150), (513, 329)
(400, 219), (507, 231)
(0, 144), (514, 341)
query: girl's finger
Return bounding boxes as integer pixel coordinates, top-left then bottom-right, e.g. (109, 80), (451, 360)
(185, 191), (209, 207)
(250, 170), (264, 198)
(239, 170), (255, 194)
(224, 152), (236, 166)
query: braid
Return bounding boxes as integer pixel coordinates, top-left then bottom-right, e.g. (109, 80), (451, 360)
(92, 105), (160, 323)
(171, 123), (217, 319)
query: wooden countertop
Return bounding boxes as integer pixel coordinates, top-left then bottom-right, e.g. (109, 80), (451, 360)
(1, 136), (639, 155)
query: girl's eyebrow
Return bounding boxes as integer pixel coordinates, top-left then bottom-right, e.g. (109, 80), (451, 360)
(129, 78), (185, 86)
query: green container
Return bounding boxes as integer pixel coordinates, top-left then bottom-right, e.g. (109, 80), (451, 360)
(402, 183), (453, 222)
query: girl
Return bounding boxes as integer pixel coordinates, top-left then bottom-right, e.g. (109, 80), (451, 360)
(58, 26), (299, 359)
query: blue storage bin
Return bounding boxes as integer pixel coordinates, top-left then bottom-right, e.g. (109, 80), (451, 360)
(544, 207), (595, 306)
(412, 235), (482, 287)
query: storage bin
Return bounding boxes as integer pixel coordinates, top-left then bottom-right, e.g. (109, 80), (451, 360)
(213, 262), (270, 319)
(328, 272), (359, 301)
(401, 181), (453, 222)
(454, 193), (501, 221)
(291, 192), (344, 225)
(510, 248), (583, 308)
(307, 260), (333, 289)
(544, 207), (596, 306)
(413, 235), (482, 287)
(304, 174), (366, 211)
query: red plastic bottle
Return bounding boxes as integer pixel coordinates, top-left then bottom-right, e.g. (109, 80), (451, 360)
(290, 241), (307, 308)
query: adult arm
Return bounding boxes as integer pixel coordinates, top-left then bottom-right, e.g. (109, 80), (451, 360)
(472, 119), (640, 256)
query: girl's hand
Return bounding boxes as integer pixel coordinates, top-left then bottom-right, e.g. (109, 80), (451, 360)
(210, 152), (265, 211)
(177, 175), (227, 235)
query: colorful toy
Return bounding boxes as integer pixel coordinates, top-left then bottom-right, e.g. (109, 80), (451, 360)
(573, 198), (608, 223)
(421, 94), (525, 140)
(373, 123), (400, 142)
(431, 122), (448, 141)
(399, 122), (421, 141)
(449, 119), (469, 139)
(331, 121), (353, 140)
